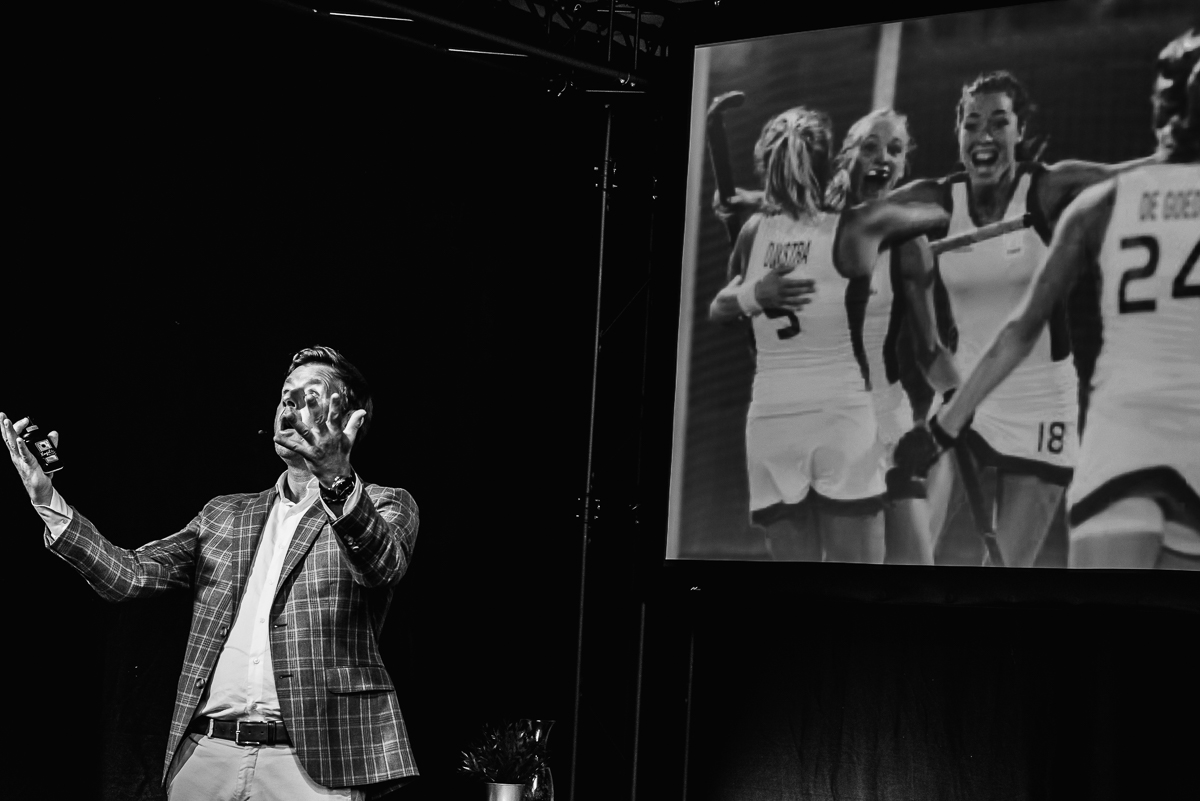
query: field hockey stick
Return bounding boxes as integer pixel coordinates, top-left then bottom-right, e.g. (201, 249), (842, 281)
(950, 442), (1006, 567)
(706, 90), (746, 245)
(930, 212), (1033, 256)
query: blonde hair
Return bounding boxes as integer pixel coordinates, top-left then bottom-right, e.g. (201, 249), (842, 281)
(753, 106), (833, 220)
(824, 108), (914, 211)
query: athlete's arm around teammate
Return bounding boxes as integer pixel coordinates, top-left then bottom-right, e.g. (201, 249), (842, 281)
(1032, 155), (1162, 230)
(836, 186), (959, 393)
(834, 188), (948, 281)
(709, 212), (816, 323)
(895, 236), (962, 395)
(860, 177), (959, 393)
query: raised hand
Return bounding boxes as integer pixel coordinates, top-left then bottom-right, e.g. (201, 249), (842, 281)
(0, 412), (58, 505)
(273, 392), (366, 485)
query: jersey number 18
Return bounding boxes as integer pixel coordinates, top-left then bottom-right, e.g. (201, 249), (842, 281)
(1037, 421), (1066, 454)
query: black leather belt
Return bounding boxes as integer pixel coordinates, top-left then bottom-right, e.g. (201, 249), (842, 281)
(189, 717), (292, 746)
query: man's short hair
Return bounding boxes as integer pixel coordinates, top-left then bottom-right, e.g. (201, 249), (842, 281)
(286, 346), (375, 442)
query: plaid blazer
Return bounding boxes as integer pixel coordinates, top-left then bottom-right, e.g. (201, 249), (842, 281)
(46, 481), (420, 793)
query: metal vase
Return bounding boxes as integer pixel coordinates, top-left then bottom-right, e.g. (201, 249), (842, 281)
(486, 783), (525, 801)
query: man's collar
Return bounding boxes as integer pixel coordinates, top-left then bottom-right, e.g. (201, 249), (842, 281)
(275, 472), (320, 503)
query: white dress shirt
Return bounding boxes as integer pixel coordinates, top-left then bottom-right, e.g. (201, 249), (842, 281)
(35, 472), (362, 723)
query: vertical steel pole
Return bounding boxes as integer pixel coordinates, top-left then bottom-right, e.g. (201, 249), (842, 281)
(680, 629), (695, 801)
(629, 601), (647, 801)
(606, 0), (617, 63)
(633, 5), (641, 72)
(572, 11), (620, 801)
(568, 103), (615, 801)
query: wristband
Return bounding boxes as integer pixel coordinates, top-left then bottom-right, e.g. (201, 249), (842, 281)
(928, 415), (959, 450)
(736, 277), (763, 316)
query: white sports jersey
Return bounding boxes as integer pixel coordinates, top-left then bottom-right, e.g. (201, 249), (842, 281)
(939, 169), (1079, 467)
(861, 248), (914, 446)
(746, 212), (872, 418)
(1067, 163), (1200, 516)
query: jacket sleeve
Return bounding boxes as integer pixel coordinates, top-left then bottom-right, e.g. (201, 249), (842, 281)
(45, 508), (198, 602)
(330, 485), (419, 588)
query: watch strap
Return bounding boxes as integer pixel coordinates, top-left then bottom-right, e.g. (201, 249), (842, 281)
(320, 474), (356, 505)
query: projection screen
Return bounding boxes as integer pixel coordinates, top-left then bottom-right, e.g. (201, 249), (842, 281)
(666, 2), (1199, 569)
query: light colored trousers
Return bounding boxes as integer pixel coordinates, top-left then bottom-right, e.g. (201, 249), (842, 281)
(167, 732), (365, 801)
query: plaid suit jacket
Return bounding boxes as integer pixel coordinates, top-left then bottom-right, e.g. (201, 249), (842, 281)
(46, 480), (420, 792)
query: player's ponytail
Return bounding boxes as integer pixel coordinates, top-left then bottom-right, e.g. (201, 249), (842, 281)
(754, 107), (833, 221)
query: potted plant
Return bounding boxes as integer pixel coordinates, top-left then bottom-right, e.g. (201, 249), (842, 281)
(460, 719), (551, 801)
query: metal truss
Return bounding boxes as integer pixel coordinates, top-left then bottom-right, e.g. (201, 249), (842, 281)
(261, 0), (691, 91)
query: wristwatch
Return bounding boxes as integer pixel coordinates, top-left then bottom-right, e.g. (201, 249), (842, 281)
(320, 474), (356, 505)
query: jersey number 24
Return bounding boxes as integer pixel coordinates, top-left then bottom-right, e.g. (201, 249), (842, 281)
(1117, 235), (1200, 313)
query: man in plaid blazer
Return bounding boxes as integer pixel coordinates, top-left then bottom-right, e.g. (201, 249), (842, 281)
(1, 346), (419, 800)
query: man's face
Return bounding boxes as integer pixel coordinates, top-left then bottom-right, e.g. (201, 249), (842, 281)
(274, 363), (341, 464)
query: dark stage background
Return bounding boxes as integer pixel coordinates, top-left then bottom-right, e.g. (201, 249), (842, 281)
(5, 2), (1198, 800)
(9, 1), (616, 798)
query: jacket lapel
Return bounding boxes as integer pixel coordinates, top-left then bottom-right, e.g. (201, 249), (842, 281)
(277, 503), (327, 595)
(227, 487), (277, 621)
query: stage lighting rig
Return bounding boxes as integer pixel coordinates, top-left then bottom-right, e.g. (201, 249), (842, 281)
(261, 0), (691, 94)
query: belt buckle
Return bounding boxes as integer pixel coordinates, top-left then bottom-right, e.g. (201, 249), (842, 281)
(234, 720), (270, 746)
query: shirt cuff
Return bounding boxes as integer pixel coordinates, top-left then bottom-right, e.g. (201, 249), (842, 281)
(320, 475), (363, 521)
(33, 487), (74, 544)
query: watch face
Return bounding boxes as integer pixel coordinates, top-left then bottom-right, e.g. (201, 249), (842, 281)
(323, 476), (354, 501)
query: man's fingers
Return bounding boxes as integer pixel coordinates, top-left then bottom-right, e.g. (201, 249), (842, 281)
(295, 420), (318, 445)
(49, 431), (59, 448)
(273, 430), (311, 457)
(285, 404), (318, 443)
(0, 415), (14, 453)
(13, 436), (35, 464)
(305, 394), (326, 430)
(345, 409), (367, 443)
(329, 393), (343, 425)
(1, 418), (31, 463)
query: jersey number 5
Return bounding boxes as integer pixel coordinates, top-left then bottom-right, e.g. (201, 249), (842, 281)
(764, 308), (801, 339)
(1118, 235), (1200, 313)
